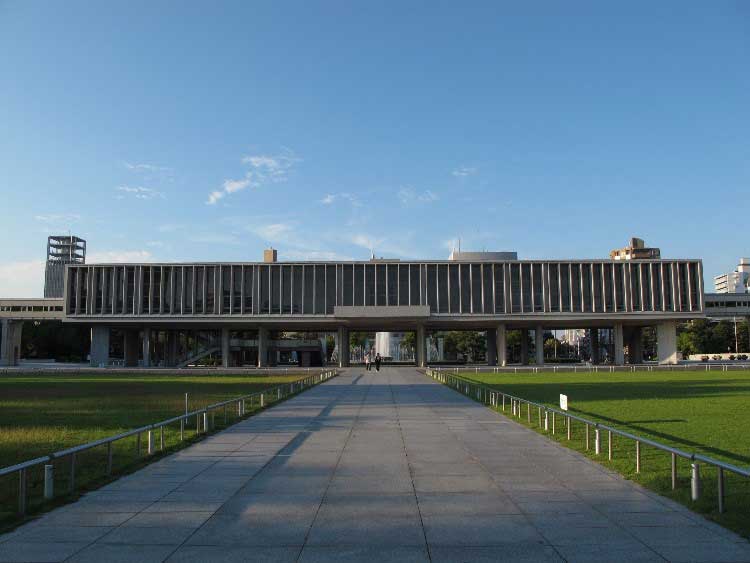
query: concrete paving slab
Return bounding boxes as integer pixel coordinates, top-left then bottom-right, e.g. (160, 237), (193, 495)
(1, 367), (747, 562)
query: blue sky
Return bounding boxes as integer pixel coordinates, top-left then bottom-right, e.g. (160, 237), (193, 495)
(0, 1), (748, 296)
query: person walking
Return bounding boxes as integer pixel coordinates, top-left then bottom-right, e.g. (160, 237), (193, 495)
(364, 351), (371, 371)
(375, 353), (382, 372)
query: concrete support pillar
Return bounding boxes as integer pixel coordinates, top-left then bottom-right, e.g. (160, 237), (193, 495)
(221, 328), (230, 368)
(628, 327), (643, 364)
(90, 326), (110, 367)
(535, 325), (544, 366)
(123, 330), (139, 367)
(257, 326), (268, 368)
(496, 324), (507, 367)
(657, 321), (678, 365)
(0, 319), (22, 367)
(486, 328), (497, 366)
(590, 329), (600, 364)
(416, 325), (426, 367)
(520, 330), (529, 365)
(166, 331), (179, 367)
(142, 328), (151, 368)
(613, 323), (625, 366)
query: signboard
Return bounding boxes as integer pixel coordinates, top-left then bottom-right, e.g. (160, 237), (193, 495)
(559, 394), (568, 411)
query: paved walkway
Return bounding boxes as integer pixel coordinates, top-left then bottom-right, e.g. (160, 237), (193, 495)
(1, 368), (749, 563)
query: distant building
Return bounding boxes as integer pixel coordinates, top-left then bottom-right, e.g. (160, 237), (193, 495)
(714, 259), (750, 293)
(44, 235), (86, 298)
(609, 237), (660, 261)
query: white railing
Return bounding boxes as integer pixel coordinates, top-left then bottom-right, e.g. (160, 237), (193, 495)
(0, 370), (337, 518)
(426, 367), (749, 516)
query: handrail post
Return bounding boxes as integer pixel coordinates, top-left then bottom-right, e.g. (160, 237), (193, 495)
(160, 426), (165, 451)
(594, 427), (601, 455)
(718, 467), (725, 513)
(147, 430), (154, 455)
(691, 462), (701, 501)
(107, 442), (113, 474)
(552, 411), (556, 434)
(585, 424), (589, 450)
(636, 441), (641, 473)
(44, 464), (54, 500)
(671, 452), (677, 490)
(180, 418), (184, 441)
(608, 430), (612, 460)
(18, 468), (26, 515)
(69, 452), (76, 493)
(567, 416), (571, 440)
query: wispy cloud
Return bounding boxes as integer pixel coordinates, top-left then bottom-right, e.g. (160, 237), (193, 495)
(115, 186), (165, 200)
(207, 149), (300, 205)
(452, 166), (477, 177)
(158, 223), (184, 233)
(34, 213), (81, 223)
(319, 192), (362, 207)
(123, 162), (171, 172)
(397, 187), (438, 206)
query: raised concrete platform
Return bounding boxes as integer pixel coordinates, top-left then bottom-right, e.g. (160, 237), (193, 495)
(1, 368), (748, 562)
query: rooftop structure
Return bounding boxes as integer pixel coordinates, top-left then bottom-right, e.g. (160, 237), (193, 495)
(448, 250), (518, 261)
(714, 258), (750, 294)
(44, 235), (86, 298)
(609, 237), (660, 261)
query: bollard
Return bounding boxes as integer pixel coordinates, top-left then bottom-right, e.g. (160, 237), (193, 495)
(691, 463), (701, 501)
(44, 464), (54, 500)
(594, 428), (601, 455)
(148, 430), (155, 455)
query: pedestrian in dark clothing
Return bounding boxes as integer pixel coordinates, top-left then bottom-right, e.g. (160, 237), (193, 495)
(375, 353), (382, 371)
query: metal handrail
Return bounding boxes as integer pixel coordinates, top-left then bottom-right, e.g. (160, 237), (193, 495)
(426, 367), (750, 514)
(1, 369), (338, 515)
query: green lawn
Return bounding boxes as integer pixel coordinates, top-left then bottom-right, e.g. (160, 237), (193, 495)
(0, 372), (312, 528)
(449, 368), (750, 537)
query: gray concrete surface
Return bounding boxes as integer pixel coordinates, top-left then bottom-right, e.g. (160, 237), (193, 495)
(1, 367), (749, 562)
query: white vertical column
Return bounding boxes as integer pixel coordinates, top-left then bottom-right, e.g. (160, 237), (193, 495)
(613, 323), (625, 365)
(496, 324), (507, 367)
(535, 325), (544, 366)
(657, 321), (678, 364)
(486, 328), (497, 366)
(142, 327), (151, 368)
(221, 327), (230, 368)
(416, 325), (426, 367)
(257, 326), (268, 367)
(90, 326), (110, 367)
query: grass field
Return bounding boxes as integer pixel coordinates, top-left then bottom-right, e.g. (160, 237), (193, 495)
(451, 368), (750, 537)
(0, 372), (311, 528)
